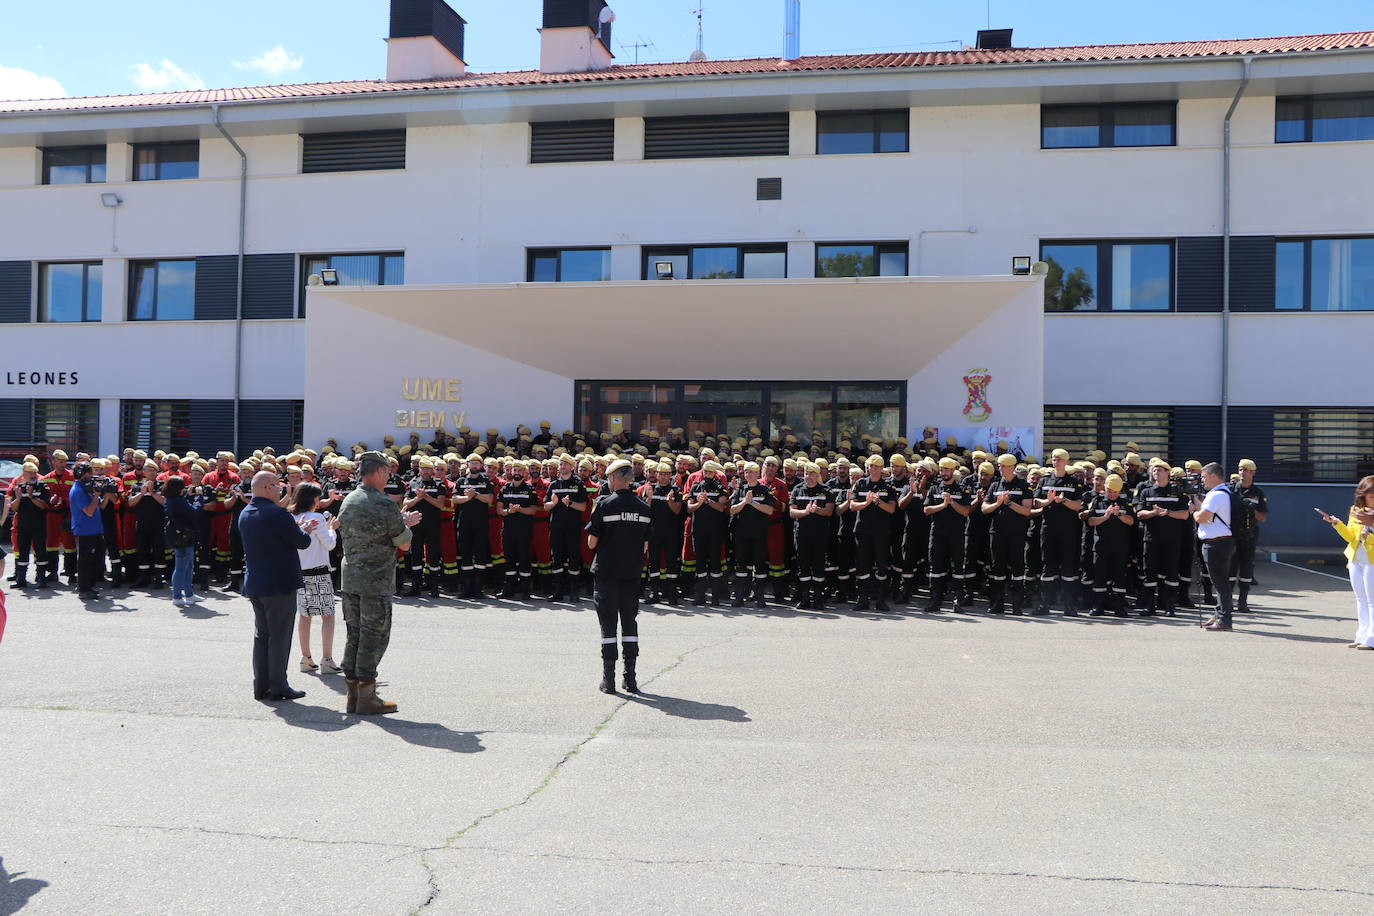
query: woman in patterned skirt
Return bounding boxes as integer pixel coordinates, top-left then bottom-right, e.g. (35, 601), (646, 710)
(292, 483), (340, 673)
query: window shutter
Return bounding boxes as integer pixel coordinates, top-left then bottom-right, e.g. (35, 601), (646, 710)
(243, 254), (295, 319)
(237, 400), (303, 456)
(1170, 407), (1221, 465)
(1226, 406), (1274, 477)
(189, 400), (236, 458)
(644, 114), (790, 160)
(302, 130), (406, 173)
(1228, 236), (1276, 312)
(756, 177), (782, 200)
(530, 120), (614, 163)
(195, 256), (237, 320)
(0, 398), (34, 442)
(0, 261), (32, 323)
(1175, 238), (1222, 312)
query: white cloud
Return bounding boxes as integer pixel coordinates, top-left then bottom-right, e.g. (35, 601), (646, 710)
(0, 65), (66, 101)
(130, 59), (205, 92)
(233, 45), (303, 76)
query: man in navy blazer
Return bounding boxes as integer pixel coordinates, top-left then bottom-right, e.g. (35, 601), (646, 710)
(239, 471), (315, 700)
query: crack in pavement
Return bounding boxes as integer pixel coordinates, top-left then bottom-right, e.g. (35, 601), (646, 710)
(409, 635), (738, 914)
(437, 844), (1374, 899)
(98, 822), (421, 851)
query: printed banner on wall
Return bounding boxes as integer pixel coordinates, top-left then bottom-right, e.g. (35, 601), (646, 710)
(934, 426), (1039, 461)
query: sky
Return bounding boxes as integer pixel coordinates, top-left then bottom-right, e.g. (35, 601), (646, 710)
(0, 0), (1369, 101)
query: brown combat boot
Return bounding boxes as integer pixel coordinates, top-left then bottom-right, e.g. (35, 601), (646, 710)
(345, 678), (359, 714)
(355, 680), (397, 715)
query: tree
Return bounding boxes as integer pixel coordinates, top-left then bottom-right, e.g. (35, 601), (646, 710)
(817, 252), (876, 278)
(1043, 256), (1095, 311)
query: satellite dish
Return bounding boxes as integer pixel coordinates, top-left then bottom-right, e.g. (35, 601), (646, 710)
(1030, 260), (1050, 276)
(599, 8), (616, 24)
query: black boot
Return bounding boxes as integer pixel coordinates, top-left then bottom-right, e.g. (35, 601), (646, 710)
(567, 575), (580, 603)
(1063, 582), (1079, 617)
(1177, 580), (1195, 608)
(405, 568), (423, 598)
(549, 571), (566, 602)
(924, 578), (945, 613)
(731, 575), (748, 608)
(852, 580), (872, 612)
(813, 583), (826, 611)
(109, 560), (125, 588)
(430, 570), (441, 599)
(622, 655), (639, 694)
(988, 581), (1006, 615)
(1139, 586), (1157, 617)
(1089, 590), (1106, 616)
(1237, 583), (1250, 614)
(1009, 581), (1024, 616)
(795, 580), (812, 610)
(754, 578), (768, 610)
(950, 579), (966, 614)
(665, 578), (679, 606)
(1113, 591), (1129, 617)
(874, 580), (890, 612)
(599, 657), (616, 694)
(693, 580), (708, 607)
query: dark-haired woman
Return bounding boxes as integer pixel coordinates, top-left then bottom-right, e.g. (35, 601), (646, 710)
(292, 483), (340, 673)
(1317, 476), (1374, 650)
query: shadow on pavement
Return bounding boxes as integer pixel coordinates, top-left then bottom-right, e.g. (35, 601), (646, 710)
(269, 699), (486, 753)
(626, 691), (751, 722)
(0, 855), (48, 915)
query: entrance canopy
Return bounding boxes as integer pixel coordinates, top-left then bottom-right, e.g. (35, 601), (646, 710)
(304, 276), (1043, 449)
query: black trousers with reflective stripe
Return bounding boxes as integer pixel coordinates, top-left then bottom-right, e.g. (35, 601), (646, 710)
(795, 534), (827, 582)
(594, 576), (639, 660)
(1041, 524), (1080, 581)
(549, 526), (581, 574)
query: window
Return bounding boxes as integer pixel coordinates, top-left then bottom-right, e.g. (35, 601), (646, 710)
(39, 262), (102, 322)
(1043, 407), (1172, 458)
(33, 400), (99, 457)
(1041, 103), (1176, 149)
(132, 141), (199, 181)
(1276, 93), (1374, 143)
(121, 401), (194, 454)
(300, 252), (403, 317)
(530, 120), (614, 163)
(1274, 237), (1374, 311)
(1040, 240), (1173, 311)
(643, 114), (790, 159)
(835, 384), (902, 443)
(42, 146), (105, 184)
(642, 245), (787, 280)
(1273, 408), (1374, 482)
(815, 243), (908, 278)
(302, 130), (406, 173)
(816, 109), (909, 154)
(129, 260), (195, 321)
(527, 248), (611, 282)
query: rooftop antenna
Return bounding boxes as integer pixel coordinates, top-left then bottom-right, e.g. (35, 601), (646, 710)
(690, 4), (707, 61)
(783, 0), (801, 61)
(620, 36), (656, 65)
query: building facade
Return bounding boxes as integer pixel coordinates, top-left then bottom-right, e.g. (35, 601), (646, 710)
(1, 0), (1372, 545)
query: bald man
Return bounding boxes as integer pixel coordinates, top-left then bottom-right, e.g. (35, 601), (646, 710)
(239, 470), (316, 701)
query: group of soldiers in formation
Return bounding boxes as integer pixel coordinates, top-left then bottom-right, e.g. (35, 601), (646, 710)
(3, 427), (1268, 621)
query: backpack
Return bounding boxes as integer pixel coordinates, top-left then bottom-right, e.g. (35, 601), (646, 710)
(1220, 483), (1255, 538)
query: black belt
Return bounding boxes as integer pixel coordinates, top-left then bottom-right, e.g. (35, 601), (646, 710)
(301, 565), (329, 576)
(1203, 536), (1232, 542)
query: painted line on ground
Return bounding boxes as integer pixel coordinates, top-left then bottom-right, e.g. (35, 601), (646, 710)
(1268, 557), (1347, 582)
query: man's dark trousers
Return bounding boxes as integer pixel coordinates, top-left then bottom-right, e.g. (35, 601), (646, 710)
(1201, 538), (1235, 627)
(250, 593), (297, 696)
(594, 576), (639, 662)
(76, 533), (104, 593)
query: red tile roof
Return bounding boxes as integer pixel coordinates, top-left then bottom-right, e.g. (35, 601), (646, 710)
(3, 31), (1372, 114)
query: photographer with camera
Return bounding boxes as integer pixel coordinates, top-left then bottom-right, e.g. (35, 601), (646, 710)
(5, 461), (50, 588)
(1191, 462), (1236, 632)
(68, 462), (112, 600)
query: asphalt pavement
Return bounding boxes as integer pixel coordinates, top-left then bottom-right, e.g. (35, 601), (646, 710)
(2, 558), (1373, 915)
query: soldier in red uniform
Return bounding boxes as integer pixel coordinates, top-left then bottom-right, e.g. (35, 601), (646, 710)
(201, 451), (241, 589)
(760, 456), (791, 600)
(528, 459), (552, 595)
(41, 449), (76, 584)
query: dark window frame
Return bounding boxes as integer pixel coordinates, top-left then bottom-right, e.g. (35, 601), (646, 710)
(814, 241), (909, 278)
(1039, 238), (1176, 312)
(1276, 91), (1374, 144)
(41, 145), (106, 185)
(815, 109), (910, 155)
(1274, 235), (1374, 312)
(131, 140), (200, 181)
(38, 261), (102, 323)
(641, 244), (788, 280)
(31, 399), (100, 457)
(526, 247), (612, 282)
(298, 252), (404, 317)
(576, 379), (907, 447)
(1040, 101), (1178, 149)
(127, 259), (196, 322)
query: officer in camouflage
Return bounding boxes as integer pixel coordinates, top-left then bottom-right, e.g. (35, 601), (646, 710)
(337, 451), (422, 715)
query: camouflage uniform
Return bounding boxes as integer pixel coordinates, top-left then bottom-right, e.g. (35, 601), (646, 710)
(338, 475), (413, 681)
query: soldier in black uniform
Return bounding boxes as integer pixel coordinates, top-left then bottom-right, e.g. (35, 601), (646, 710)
(1085, 474), (1137, 616)
(924, 457), (974, 613)
(1232, 458), (1268, 613)
(847, 455), (898, 612)
(729, 462), (775, 609)
(403, 458), (450, 598)
(6, 462), (50, 588)
(897, 459), (933, 605)
(687, 460), (731, 606)
(982, 454), (1034, 615)
(496, 461), (538, 598)
(1034, 449), (1086, 616)
(545, 454), (590, 602)
(586, 459), (651, 694)
(126, 460), (167, 588)
(452, 454), (494, 599)
(644, 461), (684, 605)
(886, 455), (912, 600)
(789, 461), (835, 610)
(825, 459), (854, 602)
(1134, 458), (1189, 617)
(961, 461), (995, 605)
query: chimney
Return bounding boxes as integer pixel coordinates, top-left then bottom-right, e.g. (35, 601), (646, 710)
(540, 0), (615, 74)
(783, 0), (801, 61)
(387, 0), (467, 81)
(975, 28), (1013, 50)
